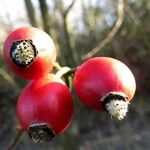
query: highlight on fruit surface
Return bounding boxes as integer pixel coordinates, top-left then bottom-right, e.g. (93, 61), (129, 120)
(16, 74), (74, 143)
(74, 57), (136, 120)
(3, 26), (57, 79)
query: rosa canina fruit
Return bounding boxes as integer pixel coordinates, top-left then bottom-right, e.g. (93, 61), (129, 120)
(16, 74), (74, 143)
(74, 57), (136, 120)
(3, 26), (56, 79)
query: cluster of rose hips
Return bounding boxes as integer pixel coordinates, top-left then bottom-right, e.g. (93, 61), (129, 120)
(3, 26), (136, 143)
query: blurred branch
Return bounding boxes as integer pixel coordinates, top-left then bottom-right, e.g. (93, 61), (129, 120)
(54, 0), (63, 13)
(54, 0), (76, 17)
(8, 129), (23, 150)
(64, 0), (76, 17)
(0, 68), (20, 91)
(24, 0), (38, 27)
(39, 0), (51, 35)
(125, 4), (140, 25)
(82, 0), (125, 60)
(53, 0), (78, 66)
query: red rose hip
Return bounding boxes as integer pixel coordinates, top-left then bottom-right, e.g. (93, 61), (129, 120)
(74, 57), (136, 120)
(16, 74), (74, 143)
(3, 26), (56, 79)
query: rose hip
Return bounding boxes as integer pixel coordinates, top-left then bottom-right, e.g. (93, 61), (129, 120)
(16, 74), (74, 143)
(3, 26), (56, 79)
(74, 57), (136, 120)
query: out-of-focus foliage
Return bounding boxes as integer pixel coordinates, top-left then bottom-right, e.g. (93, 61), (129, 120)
(0, 0), (150, 149)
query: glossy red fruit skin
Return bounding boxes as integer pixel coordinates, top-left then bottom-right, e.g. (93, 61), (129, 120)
(3, 26), (56, 80)
(16, 74), (74, 135)
(74, 57), (136, 111)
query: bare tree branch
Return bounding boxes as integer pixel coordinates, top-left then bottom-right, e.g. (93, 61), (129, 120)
(125, 3), (140, 25)
(24, 0), (38, 27)
(53, 0), (79, 66)
(54, 0), (76, 17)
(64, 0), (76, 17)
(54, 0), (64, 14)
(39, 0), (51, 35)
(82, 0), (125, 60)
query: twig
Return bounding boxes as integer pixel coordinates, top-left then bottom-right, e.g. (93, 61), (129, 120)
(54, 0), (76, 17)
(64, 0), (76, 17)
(82, 0), (125, 60)
(8, 129), (24, 150)
(125, 4), (140, 25)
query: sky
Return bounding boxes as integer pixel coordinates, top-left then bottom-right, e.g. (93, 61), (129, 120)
(0, 0), (82, 29)
(0, 0), (115, 31)
(0, 0), (27, 27)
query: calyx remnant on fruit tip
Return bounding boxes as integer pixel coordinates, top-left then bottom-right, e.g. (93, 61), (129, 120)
(101, 92), (129, 120)
(28, 123), (55, 143)
(10, 40), (38, 68)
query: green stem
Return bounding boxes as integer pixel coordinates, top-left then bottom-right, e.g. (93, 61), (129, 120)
(53, 62), (62, 71)
(55, 67), (71, 79)
(65, 68), (76, 76)
(54, 62), (76, 77)
(54, 62), (77, 90)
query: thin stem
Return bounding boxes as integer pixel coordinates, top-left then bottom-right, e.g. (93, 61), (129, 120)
(65, 68), (76, 76)
(82, 0), (125, 59)
(53, 62), (62, 71)
(8, 129), (24, 150)
(62, 67), (76, 90)
(54, 62), (76, 77)
(56, 67), (71, 79)
(54, 62), (77, 91)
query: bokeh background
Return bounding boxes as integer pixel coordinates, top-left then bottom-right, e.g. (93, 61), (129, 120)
(0, 0), (150, 149)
